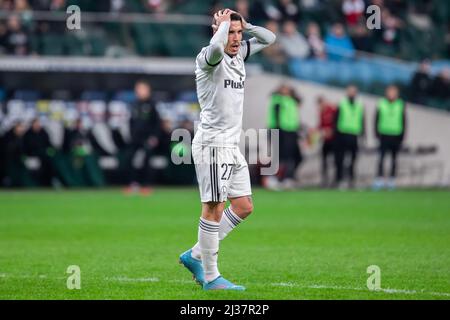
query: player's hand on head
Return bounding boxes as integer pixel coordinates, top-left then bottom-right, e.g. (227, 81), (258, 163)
(229, 10), (247, 29)
(214, 8), (232, 26)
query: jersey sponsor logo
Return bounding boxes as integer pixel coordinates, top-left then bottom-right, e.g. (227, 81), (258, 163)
(224, 77), (245, 89)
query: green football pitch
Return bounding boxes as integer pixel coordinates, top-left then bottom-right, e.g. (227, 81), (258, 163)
(0, 188), (449, 300)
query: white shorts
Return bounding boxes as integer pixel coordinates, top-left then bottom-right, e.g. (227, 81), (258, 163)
(192, 144), (252, 203)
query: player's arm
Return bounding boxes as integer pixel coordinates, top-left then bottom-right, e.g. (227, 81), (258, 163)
(204, 10), (232, 67)
(241, 19), (276, 58)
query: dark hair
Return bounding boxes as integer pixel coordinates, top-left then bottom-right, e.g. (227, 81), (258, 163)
(230, 13), (242, 22)
(212, 12), (242, 25)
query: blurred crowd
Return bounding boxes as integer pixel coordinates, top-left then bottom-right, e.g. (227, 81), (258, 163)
(0, 0), (448, 60)
(409, 60), (450, 105)
(0, 80), (197, 190)
(0, 0), (448, 110)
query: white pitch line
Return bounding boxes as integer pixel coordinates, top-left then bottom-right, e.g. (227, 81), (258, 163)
(2, 274), (449, 298)
(271, 283), (450, 298)
(106, 277), (159, 283)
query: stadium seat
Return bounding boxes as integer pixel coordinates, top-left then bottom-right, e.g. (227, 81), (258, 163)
(113, 91), (136, 104)
(49, 100), (68, 121)
(13, 90), (40, 102)
(39, 34), (65, 56)
(0, 88), (5, 102)
(89, 101), (107, 122)
(81, 91), (108, 101)
(6, 100), (26, 118)
(177, 91), (198, 103)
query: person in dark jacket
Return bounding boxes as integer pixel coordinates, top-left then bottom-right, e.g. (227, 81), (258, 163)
(23, 118), (56, 186)
(124, 79), (163, 194)
(409, 60), (432, 105)
(317, 96), (337, 187)
(3, 121), (36, 187)
(62, 118), (106, 187)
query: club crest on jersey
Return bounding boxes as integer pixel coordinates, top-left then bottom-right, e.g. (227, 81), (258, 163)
(224, 77), (245, 89)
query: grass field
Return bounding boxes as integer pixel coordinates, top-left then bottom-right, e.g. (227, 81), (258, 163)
(0, 188), (449, 300)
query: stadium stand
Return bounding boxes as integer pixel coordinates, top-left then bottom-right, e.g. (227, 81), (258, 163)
(0, 0), (449, 188)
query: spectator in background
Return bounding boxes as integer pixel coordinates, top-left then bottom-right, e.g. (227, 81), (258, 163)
(27, 0), (51, 10)
(334, 85), (365, 189)
(409, 60), (432, 105)
(0, 21), (7, 54)
(306, 22), (326, 59)
(248, 0), (271, 23)
(276, 0), (301, 22)
(234, 0), (250, 21)
(144, 0), (169, 14)
(124, 79), (162, 195)
(261, 20), (287, 71)
(3, 121), (36, 187)
(62, 118), (106, 187)
(97, 0), (127, 13)
(0, 0), (13, 10)
(342, 0), (365, 27)
(325, 23), (355, 60)
(266, 84), (303, 190)
(278, 20), (310, 59)
(373, 85), (406, 190)
(431, 68), (450, 102)
(13, 0), (31, 13)
(375, 8), (403, 55)
(23, 118), (55, 186)
(36, 0), (67, 41)
(350, 22), (373, 53)
(3, 14), (30, 55)
(317, 96), (337, 187)
(384, 0), (408, 19)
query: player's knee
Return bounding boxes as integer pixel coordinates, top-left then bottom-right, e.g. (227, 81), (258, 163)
(241, 200), (254, 217)
(203, 202), (225, 222)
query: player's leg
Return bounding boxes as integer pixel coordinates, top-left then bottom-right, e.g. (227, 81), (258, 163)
(198, 199), (245, 291)
(334, 135), (345, 186)
(198, 201), (225, 283)
(180, 144), (217, 284)
(180, 146), (244, 289)
(348, 136), (358, 188)
(212, 149), (254, 239)
(374, 136), (387, 190)
(198, 148), (253, 290)
(190, 196), (250, 259)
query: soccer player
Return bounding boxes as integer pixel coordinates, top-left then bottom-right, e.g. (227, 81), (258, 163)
(179, 9), (276, 290)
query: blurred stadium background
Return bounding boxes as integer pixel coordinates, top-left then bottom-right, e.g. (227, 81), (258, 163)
(0, 0), (449, 189)
(0, 0), (450, 301)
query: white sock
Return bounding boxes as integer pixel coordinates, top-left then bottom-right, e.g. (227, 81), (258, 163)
(198, 217), (220, 283)
(191, 207), (242, 260)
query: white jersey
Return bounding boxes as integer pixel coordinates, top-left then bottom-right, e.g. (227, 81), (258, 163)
(193, 41), (250, 147)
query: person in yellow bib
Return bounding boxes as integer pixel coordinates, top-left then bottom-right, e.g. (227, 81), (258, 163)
(373, 85), (406, 190)
(334, 85), (365, 189)
(266, 84), (303, 190)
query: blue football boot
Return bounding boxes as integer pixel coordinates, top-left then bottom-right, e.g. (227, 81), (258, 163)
(203, 276), (246, 291)
(179, 249), (205, 286)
